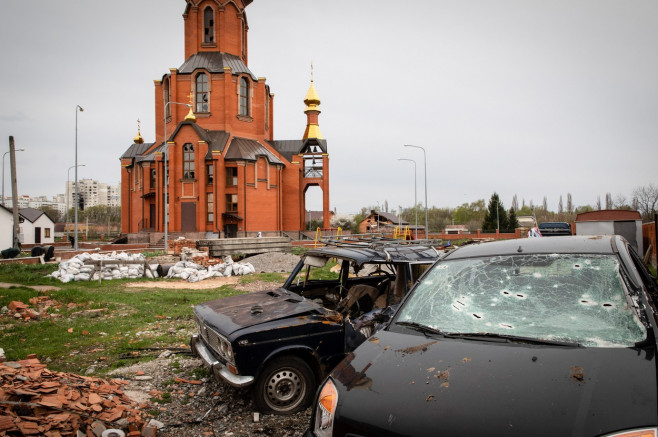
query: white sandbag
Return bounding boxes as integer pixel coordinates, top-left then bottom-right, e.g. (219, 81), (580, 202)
(75, 273), (91, 281)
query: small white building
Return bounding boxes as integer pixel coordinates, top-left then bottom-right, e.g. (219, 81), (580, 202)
(0, 205), (14, 249)
(19, 207), (55, 245)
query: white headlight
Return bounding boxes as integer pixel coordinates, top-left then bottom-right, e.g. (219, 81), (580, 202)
(313, 378), (338, 437)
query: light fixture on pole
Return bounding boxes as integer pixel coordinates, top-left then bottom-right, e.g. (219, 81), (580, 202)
(163, 101), (193, 254)
(66, 164), (85, 241)
(74, 105), (84, 251)
(404, 144), (427, 239)
(398, 158), (418, 240)
(2, 148), (24, 207)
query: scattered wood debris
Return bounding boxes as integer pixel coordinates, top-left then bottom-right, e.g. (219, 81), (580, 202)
(0, 357), (152, 436)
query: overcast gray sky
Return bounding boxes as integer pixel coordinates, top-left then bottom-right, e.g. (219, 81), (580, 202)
(1, 0), (656, 215)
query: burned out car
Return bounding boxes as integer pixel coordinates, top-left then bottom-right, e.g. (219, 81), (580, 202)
(308, 235), (658, 437)
(190, 242), (439, 414)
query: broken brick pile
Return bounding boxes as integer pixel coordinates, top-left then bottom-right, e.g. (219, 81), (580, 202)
(5, 296), (61, 322)
(0, 357), (150, 436)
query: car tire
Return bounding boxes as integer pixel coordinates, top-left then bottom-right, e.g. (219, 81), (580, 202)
(253, 356), (315, 415)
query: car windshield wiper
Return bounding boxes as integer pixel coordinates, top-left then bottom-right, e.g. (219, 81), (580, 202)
(443, 332), (583, 347)
(395, 321), (446, 337)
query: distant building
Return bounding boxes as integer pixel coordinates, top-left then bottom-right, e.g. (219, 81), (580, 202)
(359, 210), (425, 237)
(444, 224), (469, 235)
(4, 195), (66, 217)
(517, 215), (537, 228)
(19, 207), (55, 245)
(66, 179), (121, 209)
(0, 205), (14, 249)
(575, 209), (643, 253)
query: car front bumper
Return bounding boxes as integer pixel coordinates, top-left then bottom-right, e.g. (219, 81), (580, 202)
(190, 334), (255, 388)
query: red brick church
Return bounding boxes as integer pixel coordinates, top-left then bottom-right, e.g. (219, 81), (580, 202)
(120, 0), (330, 239)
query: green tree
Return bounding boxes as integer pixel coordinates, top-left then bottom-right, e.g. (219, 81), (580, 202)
(452, 199), (486, 231)
(482, 193), (508, 232)
(507, 208), (520, 231)
(38, 205), (62, 223)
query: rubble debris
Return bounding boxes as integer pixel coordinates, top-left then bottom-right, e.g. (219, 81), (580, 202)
(0, 357), (150, 436)
(50, 252), (157, 283)
(2, 295), (62, 323)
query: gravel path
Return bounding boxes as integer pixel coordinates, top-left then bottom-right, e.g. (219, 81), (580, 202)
(240, 252), (302, 273)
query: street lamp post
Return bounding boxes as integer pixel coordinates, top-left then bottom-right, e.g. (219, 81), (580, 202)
(2, 148), (24, 206)
(163, 101), (192, 253)
(74, 105), (84, 251)
(397, 158), (418, 240)
(404, 145), (427, 239)
(496, 201), (500, 232)
(66, 164), (85, 241)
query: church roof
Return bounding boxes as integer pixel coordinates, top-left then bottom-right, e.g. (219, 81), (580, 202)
(178, 52), (257, 80)
(268, 140), (303, 162)
(268, 138), (327, 162)
(224, 138), (284, 165)
(120, 142), (154, 160)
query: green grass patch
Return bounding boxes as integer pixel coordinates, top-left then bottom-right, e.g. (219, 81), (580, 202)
(0, 263), (59, 284)
(238, 272), (287, 284)
(0, 264), (286, 376)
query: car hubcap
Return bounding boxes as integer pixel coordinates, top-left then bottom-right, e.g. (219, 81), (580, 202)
(265, 368), (304, 410)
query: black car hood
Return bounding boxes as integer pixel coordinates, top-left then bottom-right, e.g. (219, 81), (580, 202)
(195, 288), (323, 335)
(331, 329), (658, 437)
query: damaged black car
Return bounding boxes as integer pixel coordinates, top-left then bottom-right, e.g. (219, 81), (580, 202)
(190, 241), (439, 414)
(307, 235), (658, 437)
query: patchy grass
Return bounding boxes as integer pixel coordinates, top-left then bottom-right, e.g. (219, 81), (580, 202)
(0, 263), (58, 284)
(238, 272), (287, 284)
(0, 263), (285, 376)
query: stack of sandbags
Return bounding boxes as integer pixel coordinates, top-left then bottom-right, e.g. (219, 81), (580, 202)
(165, 256), (255, 282)
(49, 252), (158, 283)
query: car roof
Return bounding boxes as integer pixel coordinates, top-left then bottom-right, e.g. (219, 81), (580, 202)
(305, 243), (439, 265)
(444, 235), (618, 260)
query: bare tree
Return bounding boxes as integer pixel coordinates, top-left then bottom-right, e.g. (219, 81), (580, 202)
(613, 194), (629, 209)
(542, 196), (548, 211)
(558, 196), (563, 214)
(567, 193), (573, 214)
(596, 196), (601, 210)
(633, 184), (658, 222)
(512, 194), (518, 211)
(605, 192), (612, 210)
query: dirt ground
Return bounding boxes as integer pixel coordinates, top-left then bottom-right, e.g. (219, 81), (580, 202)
(112, 277), (311, 437)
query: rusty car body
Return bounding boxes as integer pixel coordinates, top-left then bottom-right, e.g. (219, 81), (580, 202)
(307, 235), (658, 437)
(190, 241), (439, 414)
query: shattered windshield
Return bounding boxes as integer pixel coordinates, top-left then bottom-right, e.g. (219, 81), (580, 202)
(396, 254), (646, 347)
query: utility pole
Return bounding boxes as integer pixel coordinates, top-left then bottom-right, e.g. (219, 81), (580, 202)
(8, 137), (20, 249)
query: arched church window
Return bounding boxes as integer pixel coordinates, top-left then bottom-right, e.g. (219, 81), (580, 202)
(204, 7), (215, 43)
(239, 77), (249, 116)
(196, 73), (209, 113)
(183, 144), (195, 179)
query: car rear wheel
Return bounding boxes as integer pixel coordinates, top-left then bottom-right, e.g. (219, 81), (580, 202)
(254, 356), (315, 414)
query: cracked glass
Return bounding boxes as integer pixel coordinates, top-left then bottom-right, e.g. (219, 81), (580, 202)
(397, 254), (646, 347)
